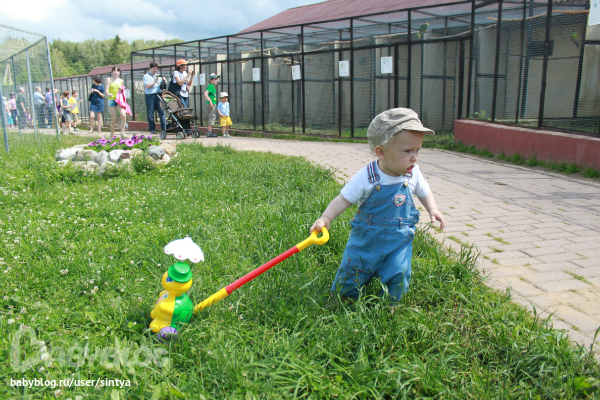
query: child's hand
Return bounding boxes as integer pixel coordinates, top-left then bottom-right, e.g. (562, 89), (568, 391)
(428, 209), (446, 230)
(310, 217), (330, 233)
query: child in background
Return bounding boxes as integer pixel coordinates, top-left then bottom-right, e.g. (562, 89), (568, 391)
(5, 96), (14, 129)
(217, 92), (232, 138)
(203, 73), (220, 137)
(310, 108), (445, 304)
(60, 91), (74, 134)
(25, 108), (33, 128)
(69, 90), (82, 132)
(7, 93), (17, 129)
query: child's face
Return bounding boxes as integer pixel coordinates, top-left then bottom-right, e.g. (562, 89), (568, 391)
(376, 130), (423, 176)
(220, 97), (227, 102)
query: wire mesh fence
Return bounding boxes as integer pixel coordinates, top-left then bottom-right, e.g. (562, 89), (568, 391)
(0, 24), (59, 151)
(0, 0), (582, 142)
(132, 0), (580, 139)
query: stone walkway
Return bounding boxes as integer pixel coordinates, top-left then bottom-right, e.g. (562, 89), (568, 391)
(171, 135), (600, 351)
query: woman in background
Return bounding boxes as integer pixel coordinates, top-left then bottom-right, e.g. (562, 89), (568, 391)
(172, 59), (194, 107)
(106, 66), (127, 138)
(89, 75), (105, 134)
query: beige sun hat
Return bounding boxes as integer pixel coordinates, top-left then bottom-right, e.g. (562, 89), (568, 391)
(219, 92), (228, 98)
(367, 108), (434, 155)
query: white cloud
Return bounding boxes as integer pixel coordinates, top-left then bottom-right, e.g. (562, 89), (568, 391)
(2, 0), (66, 23)
(116, 24), (176, 42)
(5, 0), (321, 42)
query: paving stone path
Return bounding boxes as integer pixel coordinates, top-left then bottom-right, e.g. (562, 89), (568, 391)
(132, 133), (599, 350)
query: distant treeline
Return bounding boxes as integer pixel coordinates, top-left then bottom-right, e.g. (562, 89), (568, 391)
(50, 35), (184, 78)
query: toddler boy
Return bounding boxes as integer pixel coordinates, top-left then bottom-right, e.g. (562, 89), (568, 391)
(217, 92), (232, 138)
(311, 108), (445, 302)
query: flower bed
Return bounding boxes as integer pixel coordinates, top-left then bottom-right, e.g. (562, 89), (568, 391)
(85, 135), (160, 153)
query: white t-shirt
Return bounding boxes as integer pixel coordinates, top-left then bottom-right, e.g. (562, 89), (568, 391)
(173, 71), (188, 97)
(340, 162), (430, 205)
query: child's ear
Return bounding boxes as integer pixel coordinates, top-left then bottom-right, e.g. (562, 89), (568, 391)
(374, 146), (386, 160)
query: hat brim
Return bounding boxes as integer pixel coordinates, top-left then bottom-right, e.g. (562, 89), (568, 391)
(402, 123), (435, 135)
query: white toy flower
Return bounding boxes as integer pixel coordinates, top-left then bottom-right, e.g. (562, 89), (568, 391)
(164, 237), (204, 263)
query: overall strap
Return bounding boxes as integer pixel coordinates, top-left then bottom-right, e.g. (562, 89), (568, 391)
(367, 161), (380, 184)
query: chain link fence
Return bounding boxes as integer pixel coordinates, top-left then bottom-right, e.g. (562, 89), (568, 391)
(1, 24), (59, 152)
(129, 0), (597, 138)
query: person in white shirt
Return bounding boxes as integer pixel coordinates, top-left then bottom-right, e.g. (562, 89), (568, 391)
(310, 108), (445, 304)
(143, 62), (166, 134)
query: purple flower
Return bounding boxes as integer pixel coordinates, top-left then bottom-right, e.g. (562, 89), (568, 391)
(125, 139), (135, 147)
(110, 141), (118, 147)
(113, 136), (118, 140)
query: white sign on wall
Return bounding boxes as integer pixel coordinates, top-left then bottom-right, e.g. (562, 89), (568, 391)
(253, 68), (261, 81)
(590, 1), (600, 26)
(338, 60), (349, 77)
(125, 89), (131, 98)
(291, 65), (301, 80)
(381, 57), (393, 74)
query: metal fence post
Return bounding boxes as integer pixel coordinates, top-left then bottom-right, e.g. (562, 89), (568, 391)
(198, 41), (203, 127)
(466, 0), (476, 118)
(537, 0), (552, 128)
(338, 30), (343, 137)
(11, 57), (22, 137)
(130, 56), (135, 121)
(26, 49), (37, 135)
(350, 18), (354, 137)
(491, 0), (503, 122)
(514, 0), (527, 125)
(457, 40), (465, 119)
(261, 31), (265, 131)
(45, 38), (60, 138)
(0, 84), (9, 152)
(291, 54), (295, 134)
(408, 10), (412, 108)
(301, 26), (306, 134)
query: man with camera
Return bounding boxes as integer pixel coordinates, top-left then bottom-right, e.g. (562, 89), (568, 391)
(143, 62), (167, 134)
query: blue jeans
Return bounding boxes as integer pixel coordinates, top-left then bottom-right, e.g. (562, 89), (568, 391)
(145, 93), (166, 132)
(179, 96), (189, 107)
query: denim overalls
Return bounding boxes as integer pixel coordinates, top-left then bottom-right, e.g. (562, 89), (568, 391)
(331, 160), (420, 302)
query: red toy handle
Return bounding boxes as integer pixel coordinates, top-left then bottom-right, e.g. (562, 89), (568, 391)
(194, 228), (329, 313)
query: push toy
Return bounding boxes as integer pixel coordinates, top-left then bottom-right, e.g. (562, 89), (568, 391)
(149, 237), (204, 338)
(150, 228), (329, 338)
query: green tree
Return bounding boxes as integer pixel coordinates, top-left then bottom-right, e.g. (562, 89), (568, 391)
(49, 36), (185, 78)
(50, 48), (77, 78)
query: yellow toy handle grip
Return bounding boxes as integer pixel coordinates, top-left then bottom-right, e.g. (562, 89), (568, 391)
(296, 227), (329, 251)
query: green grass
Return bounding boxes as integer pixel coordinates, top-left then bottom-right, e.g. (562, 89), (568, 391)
(423, 134), (600, 180)
(0, 134), (599, 398)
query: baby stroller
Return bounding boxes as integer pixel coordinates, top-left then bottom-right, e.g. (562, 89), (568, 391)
(157, 91), (201, 140)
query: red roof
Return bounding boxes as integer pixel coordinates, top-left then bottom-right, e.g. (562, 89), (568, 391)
(88, 60), (157, 75)
(240, 0), (461, 33)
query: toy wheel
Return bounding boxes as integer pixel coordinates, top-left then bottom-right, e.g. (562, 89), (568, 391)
(159, 130), (167, 140)
(176, 131), (184, 140)
(158, 327), (178, 342)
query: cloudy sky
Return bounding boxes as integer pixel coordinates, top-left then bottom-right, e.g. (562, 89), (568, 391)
(3, 0), (321, 42)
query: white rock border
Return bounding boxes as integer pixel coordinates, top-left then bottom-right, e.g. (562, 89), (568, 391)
(55, 142), (176, 177)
